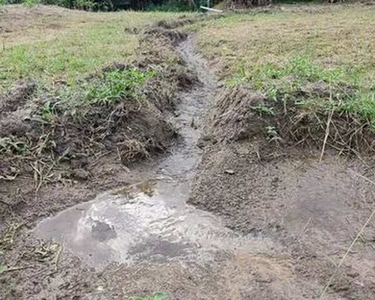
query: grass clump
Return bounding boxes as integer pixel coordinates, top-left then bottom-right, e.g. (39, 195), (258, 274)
(230, 55), (375, 124)
(197, 5), (375, 156)
(0, 5), (192, 94)
(84, 68), (155, 107)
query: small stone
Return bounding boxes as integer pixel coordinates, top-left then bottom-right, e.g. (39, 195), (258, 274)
(224, 169), (235, 175)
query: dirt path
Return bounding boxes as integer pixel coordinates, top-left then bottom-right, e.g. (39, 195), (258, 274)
(1, 29), (375, 300)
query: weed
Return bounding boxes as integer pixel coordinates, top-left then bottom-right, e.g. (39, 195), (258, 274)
(0, 223), (24, 251)
(84, 69), (154, 106)
(39, 101), (59, 125)
(266, 126), (278, 139)
(0, 138), (27, 155)
(251, 104), (274, 116)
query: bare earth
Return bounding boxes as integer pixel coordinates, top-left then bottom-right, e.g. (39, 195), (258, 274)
(1, 6), (375, 300)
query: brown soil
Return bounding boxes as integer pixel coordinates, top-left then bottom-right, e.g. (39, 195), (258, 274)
(190, 85), (375, 299)
(208, 84), (375, 157)
(0, 18), (195, 230)
(1, 12), (375, 300)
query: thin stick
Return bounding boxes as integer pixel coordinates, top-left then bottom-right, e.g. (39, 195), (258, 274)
(54, 244), (63, 271)
(0, 200), (10, 207)
(350, 169), (375, 186)
(319, 108), (334, 163)
(296, 217), (312, 242)
(2, 265), (34, 273)
(319, 209), (375, 299)
(319, 170), (375, 299)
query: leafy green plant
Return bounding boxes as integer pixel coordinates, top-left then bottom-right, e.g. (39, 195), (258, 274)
(0, 138), (27, 155)
(84, 68), (155, 106)
(266, 126), (278, 139)
(39, 101), (59, 125)
(251, 104), (274, 115)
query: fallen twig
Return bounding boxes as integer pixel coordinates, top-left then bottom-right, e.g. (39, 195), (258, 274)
(54, 244), (63, 271)
(1, 265), (34, 274)
(296, 217), (312, 242)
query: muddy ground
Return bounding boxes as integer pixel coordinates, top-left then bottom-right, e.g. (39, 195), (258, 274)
(1, 12), (375, 300)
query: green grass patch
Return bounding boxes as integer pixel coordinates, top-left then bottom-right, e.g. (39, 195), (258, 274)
(228, 55), (375, 124)
(134, 292), (169, 300)
(0, 23), (137, 93)
(34, 67), (155, 126)
(84, 68), (155, 106)
(0, 7), (192, 94)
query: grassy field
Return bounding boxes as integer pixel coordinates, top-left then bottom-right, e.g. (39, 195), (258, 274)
(194, 5), (375, 123)
(0, 5), (189, 94)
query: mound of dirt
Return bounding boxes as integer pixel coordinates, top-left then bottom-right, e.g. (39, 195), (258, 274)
(0, 81), (36, 114)
(0, 5), (83, 34)
(142, 27), (188, 46)
(190, 83), (375, 299)
(204, 83), (375, 159)
(208, 85), (266, 142)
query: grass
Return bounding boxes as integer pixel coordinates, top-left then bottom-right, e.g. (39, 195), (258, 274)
(134, 292), (169, 300)
(195, 4), (375, 124)
(0, 5), (191, 94)
(84, 68), (154, 106)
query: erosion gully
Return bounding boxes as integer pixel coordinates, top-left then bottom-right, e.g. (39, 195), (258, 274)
(33, 37), (270, 270)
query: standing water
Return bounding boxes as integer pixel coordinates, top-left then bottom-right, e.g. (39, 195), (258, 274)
(33, 37), (270, 268)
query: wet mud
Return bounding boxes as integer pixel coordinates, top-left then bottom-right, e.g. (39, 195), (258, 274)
(1, 26), (375, 300)
(32, 36), (270, 271)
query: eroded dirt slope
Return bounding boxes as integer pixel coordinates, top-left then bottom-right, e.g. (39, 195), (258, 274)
(190, 87), (375, 299)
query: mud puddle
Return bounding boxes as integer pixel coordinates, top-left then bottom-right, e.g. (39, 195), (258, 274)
(33, 37), (272, 269)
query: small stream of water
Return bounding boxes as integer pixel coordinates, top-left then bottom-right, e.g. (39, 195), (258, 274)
(33, 37), (268, 268)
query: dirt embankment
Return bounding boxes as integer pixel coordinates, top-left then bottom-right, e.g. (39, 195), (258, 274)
(190, 83), (375, 298)
(0, 17), (205, 299)
(0, 18), (197, 231)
